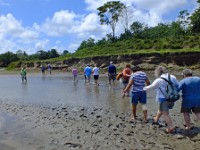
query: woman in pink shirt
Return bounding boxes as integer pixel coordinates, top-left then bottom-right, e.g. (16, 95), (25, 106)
(72, 67), (78, 82)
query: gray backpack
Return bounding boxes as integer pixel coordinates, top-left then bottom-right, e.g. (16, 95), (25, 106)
(159, 75), (180, 102)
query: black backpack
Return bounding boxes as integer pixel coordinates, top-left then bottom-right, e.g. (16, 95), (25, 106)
(159, 74), (180, 102)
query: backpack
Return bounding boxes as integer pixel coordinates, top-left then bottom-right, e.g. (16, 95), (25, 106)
(116, 72), (123, 80)
(159, 74), (180, 102)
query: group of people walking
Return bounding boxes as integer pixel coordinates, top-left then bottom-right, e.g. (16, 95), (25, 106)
(122, 65), (200, 133)
(41, 64), (52, 75)
(20, 62), (200, 134)
(72, 64), (100, 85)
(72, 61), (200, 133)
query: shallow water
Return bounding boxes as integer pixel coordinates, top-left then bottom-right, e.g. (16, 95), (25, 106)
(0, 72), (186, 113)
(0, 73), (134, 111)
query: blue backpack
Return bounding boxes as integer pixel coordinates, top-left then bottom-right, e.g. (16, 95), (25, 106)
(160, 75), (180, 102)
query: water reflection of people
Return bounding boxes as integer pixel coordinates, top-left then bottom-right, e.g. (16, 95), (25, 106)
(178, 69), (200, 130)
(20, 67), (27, 83)
(143, 66), (179, 134)
(123, 65), (150, 123)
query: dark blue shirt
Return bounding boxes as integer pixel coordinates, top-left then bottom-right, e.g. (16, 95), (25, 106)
(108, 65), (116, 74)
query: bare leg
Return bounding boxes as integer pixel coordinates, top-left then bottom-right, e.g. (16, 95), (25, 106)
(154, 110), (162, 122)
(162, 111), (174, 130)
(143, 110), (148, 122)
(183, 112), (191, 129)
(131, 104), (137, 120)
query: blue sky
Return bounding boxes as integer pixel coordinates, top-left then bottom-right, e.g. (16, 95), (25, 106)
(0, 0), (198, 54)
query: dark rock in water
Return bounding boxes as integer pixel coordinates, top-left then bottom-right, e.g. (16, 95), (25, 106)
(64, 142), (82, 148)
(96, 115), (101, 118)
(61, 107), (67, 110)
(79, 113), (87, 118)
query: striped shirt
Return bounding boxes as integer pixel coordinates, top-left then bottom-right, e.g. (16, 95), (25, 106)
(131, 71), (148, 92)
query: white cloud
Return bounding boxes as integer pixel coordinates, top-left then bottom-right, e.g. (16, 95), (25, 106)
(40, 10), (79, 36)
(0, 39), (16, 53)
(35, 40), (49, 50)
(0, 13), (23, 37)
(72, 13), (109, 37)
(68, 43), (81, 52)
(0, 13), (39, 53)
(19, 30), (38, 42)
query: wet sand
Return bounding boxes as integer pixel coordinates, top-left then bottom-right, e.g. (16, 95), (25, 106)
(0, 100), (200, 150)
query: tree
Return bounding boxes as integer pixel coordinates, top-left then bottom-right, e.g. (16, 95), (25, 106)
(177, 10), (190, 32)
(97, 1), (125, 41)
(16, 49), (29, 60)
(0, 52), (19, 67)
(62, 50), (69, 55)
(36, 50), (49, 60)
(119, 6), (134, 32)
(190, 0), (200, 33)
(96, 38), (107, 45)
(76, 38), (95, 51)
(49, 49), (60, 58)
(119, 30), (132, 40)
(130, 21), (145, 38)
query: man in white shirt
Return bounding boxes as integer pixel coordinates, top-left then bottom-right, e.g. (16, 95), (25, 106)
(93, 64), (100, 85)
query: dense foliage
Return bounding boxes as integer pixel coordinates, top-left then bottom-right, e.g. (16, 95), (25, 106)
(0, 49), (62, 67)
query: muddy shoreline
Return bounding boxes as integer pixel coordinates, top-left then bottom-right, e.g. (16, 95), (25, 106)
(0, 100), (200, 150)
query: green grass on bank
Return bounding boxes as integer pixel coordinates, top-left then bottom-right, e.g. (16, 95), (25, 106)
(7, 35), (200, 70)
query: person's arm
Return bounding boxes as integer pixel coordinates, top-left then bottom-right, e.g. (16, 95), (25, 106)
(143, 78), (161, 91)
(122, 79), (133, 98)
(108, 66), (110, 75)
(145, 78), (150, 86)
(177, 80), (184, 92)
(84, 68), (86, 74)
(114, 66), (117, 74)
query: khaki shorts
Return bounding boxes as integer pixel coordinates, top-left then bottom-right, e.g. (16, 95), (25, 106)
(159, 101), (174, 111)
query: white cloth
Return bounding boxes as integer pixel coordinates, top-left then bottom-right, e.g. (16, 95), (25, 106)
(93, 67), (99, 75)
(143, 73), (179, 102)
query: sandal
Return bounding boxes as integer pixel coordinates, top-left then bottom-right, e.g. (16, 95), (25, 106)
(165, 128), (175, 134)
(183, 124), (191, 130)
(129, 117), (136, 123)
(144, 119), (148, 123)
